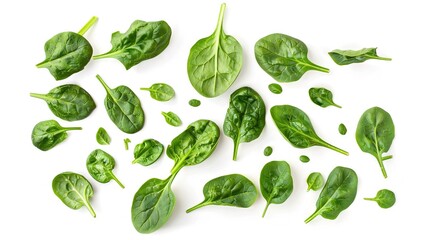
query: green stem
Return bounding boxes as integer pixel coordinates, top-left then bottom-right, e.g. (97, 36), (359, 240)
(320, 140), (349, 156)
(186, 201), (210, 213)
(232, 139), (239, 161)
(304, 209), (321, 224)
(29, 93), (48, 100)
(95, 74), (112, 94)
(332, 103), (342, 109)
(78, 16), (98, 35)
(84, 201), (96, 218)
(365, 55), (392, 61)
(363, 197), (375, 201)
(377, 156), (388, 178)
(110, 172), (125, 189)
(382, 155), (393, 161)
(124, 138), (131, 150)
(140, 88), (151, 91)
(262, 202), (271, 218)
(170, 161), (184, 175)
(310, 63), (330, 73)
(63, 127), (83, 131)
(214, 3), (226, 35)
(93, 51), (119, 60)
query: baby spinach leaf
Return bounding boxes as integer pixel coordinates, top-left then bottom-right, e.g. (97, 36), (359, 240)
(307, 172), (324, 192)
(338, 123), (347, 135)
(263, 146), (273, 156)
(305, 166), (358, 223)
(268, 83), (283, 94)
(189, 99), (201, 107)
(186, 174), (257, 213)
(96, 74), (144, 134)
(52, 172), (96, 217)
(132, 139), (164, 166)
(364, 189), (396, 209)
(223, 87), (266, 160)
(254, 33), (329, 83)
(300, 155), (310, 163)
(260, 161), (293, 218)
(93, 20), (172, 70)
(30, 84), (96, 121)
(86, 149), (124, 188)
(271, 105), (348, 155)
(36, 17), (97, 80)
(162, 111), (182, 127)
(356, 107), (395, 178)
(140, 83), (175, 102)
(32, 120), (81, 151)
(329, 48), (392, 65)
(309, 87), (342, 108)
(96, 127), (111, 145)
(187, 3), (243, 98)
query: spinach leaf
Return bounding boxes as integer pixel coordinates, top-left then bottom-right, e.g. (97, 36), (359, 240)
(86, 149), (124, 188)
(271, 105), (348, 155)
(93, 20), (172, 70)
(187, 3), (243, 98)
(263, 146), (273, 156)
(132, 139), (164, 166)
(132, 172), (176, 233)
(36, 17), (97, 80)
(140, 83), (175, 102)
(260, 161), (293, 218)
(186, 174), (257, 213)
(189, 99), (201, 107)
(309, 87), (341, 108)
(364, 189), (395, 209)
(32, 120), (81, 151)
(329, 48), (392, 66)
(307, 172), (324, 192)
(300, 155), (310, 163)
(162, 111), (182, 127)
(268, 83), (283, 94)
(223, 87), (266, 160)
(96, 127), (111, 145)
(124, 138), (131, 150)
(30, 84), (96, 121)
(254, 33), (329, 83)
(356, 107), (395, 178)
(305, 166), (358, 223)
(96, 74), (144, 134)
(338, 123), (347, 135)
(52, 172), (96, 217)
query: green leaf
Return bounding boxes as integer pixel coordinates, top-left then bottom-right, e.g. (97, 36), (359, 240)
(96, 74), (144, 134)
(52, 172), (96, 217)
(356, 107), (395, 178)
(260, 161), (293, 218)
(132, 139), (164, 166)
(96, 127), (111, 145)
(187, 3), (243, 97)
(189, 99), (201, 107)
(31, 120), (81, 151)
(338, 123), (347, 135)
(223, 87), (266, 160)
(299, 155), (310, 163)
(306, 172), (324, 192)
(268, 83), (283, 94)
(140, 83), (175, 102)
(263, 146), (273, 156)
(30, 84), (96, 121)
(162, 111), (182, 127)
(86, 149), (124, 188)
(308, 87), (342, 108)
(364, 189), (396, 209)
(329, 48), (392, 65)
(270, 105), (348, 155)
(255, 33), (329, 83)
(305, 166), (358, 223)
(93, 20), (172, 70)
(186, 174), (257, 213)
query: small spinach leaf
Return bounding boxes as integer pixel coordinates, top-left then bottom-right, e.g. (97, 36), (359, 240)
(309, 87), (341, 108)
(307, 172), (324, 192)
(30, 84), (96, 121)
(189, 99), (201, 107)
(263, 146), (273, 156)
(140, 83), (175, 102)
(52, 172), (96, 217)
(162, 111), (182, 127)
(338, 123), (347, 135)
(132, 139), (164, 166)
(260, 161), (293, 218)
(93, 20), (172, 70)
(329, 48), (391, 65)
(268, 83), (283, 94)
(96, 127), (111, 145)
(32, 120), (81, 151)
(364, 189), (396, 209)
(86, 149), (124, 188)
(300, 155), (310, 163)
(186, 174), (257, 213)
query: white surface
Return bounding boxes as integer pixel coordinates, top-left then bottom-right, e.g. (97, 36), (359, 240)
(1, 0), (428, 239)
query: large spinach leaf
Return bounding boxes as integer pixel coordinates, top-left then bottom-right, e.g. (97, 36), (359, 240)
(93, 20), (171, 70)
(223, 87), (266, 160)
(271, 105), (348, 155)
(255, 33), (329, 83)
(329, 48), (391, 65)
(187, 3), (243, 98)
(305, 166), (358, 223)
(186, 174), (257, 213)
(96, 74), (144, 134)
(30, 84), (96, 121)
(86, 149), (124, 188)
(132, 139), (164, 166)
(308, 87), (341, 108)
(356, 107), (395, 178)
(260, 161), (293, 218)
(36, 17), (97, 80)
(140, 83), (175, 102)
(32, 120), (81, 151)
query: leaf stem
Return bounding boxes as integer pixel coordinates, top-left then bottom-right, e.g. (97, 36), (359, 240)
(78, 16), (98, 35)
(377, 156), (388, 178)
(85, 201), (97, 218)
(186, 201), (210, 213)
(332, 103), (342, 109)
(214, 3), (226, 35)
(63, 127), (83, 131)
(304, 209), (321, 224)
(365, 55), (392, 61)
(320, 140), (349, 156)
(262, 202), (271, 218)
(29, 93), (48, 100)
(93, 51), (119, 60)
(382, 155), (393, 161)
(232, 139), (239, 161)
(363, 197), (375, 201)
(110, 172), (125, 189)
(140, 88), (151, 91)
(95, 74), (112, 93)
(310, 63), (330, 73)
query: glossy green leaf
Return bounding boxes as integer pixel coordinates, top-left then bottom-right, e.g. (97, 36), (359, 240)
(299, 155), (310, 163)
(96, 127), (111, 145)
(189, 99), (201, 107)
(223, 87), (266, 160)
(307, 172), (324, 192)
(86, 149), (124, 188)
(93, 20), (171, 70)
(52, 172), (96, 217)
(271, 105), (348, 155)
(132, 139), (164, 166)
(30, 84), (96, 121)
(31, 120), (81, 151)
(356, 107), (395, 178)
(309, 87), (341, 108)
(96, 74), (144, 134)
(268, 83), (283, 94)
(305, 166), (358, 223)
(329, 48), (392, 65)
(162, 111), (182, 127)
(255, 33), (329, 83)
(187, 3), (243, 97)
(260, 161), (293, 217)
(364, 189), (396, 209)
(140, 83), (175, 102)
(263, 146), (273, 156)
(186, 174), (258, 213)
(338, 123), (347, 135)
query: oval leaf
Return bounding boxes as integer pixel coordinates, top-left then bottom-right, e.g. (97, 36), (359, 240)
(31, 120), (81, 151)
(132, 139), (164, 166)
(86, 149), (124, 188)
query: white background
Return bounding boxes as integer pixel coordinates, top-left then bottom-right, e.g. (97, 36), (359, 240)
(1, 0), (428, 239)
